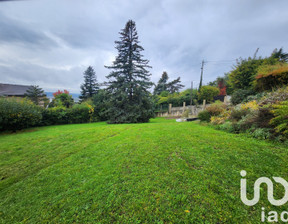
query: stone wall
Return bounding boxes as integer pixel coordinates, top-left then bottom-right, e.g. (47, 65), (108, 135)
(156, 96), (230, 118)
(156, 104), (207, 117)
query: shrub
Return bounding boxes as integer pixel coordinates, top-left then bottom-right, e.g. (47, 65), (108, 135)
(270, 101), (288, 138)
(210, 116), (226, 125)
(231, 89), (255, 105)
(182, 109), (190, 118)
(206, 101), (226, 116)
(247, 128), (272, 140)
(69, 104), (92, 123)
(229, 107), (249, 122)
(42, 103), (93, 126)
(198, 110), (211, 122)
(41, 107), (68, 125)
(49, 91), (74, 108)
(243, 92), (267, 103)
(254, 63), (288, 91)
(230, 101), (272, 133)
(0, 97), (42, 131)
(259, 87), (288, 105)
(240, 100), (259, 111)
(199, 101), (227, 123)
(253, 107), (274, 128)
(238, 112), (258, 131)
(217, 121), (238, 133)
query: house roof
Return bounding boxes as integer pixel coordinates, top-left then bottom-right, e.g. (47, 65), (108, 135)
(0, 83), (31, 96)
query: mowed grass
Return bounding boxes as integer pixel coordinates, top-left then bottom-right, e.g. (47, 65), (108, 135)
(0, 118), (288, 223)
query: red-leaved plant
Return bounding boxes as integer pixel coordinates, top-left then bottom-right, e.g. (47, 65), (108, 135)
(53, 90), (69, 97)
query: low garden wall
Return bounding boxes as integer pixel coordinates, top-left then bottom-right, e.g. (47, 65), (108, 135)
(156, 104), (208, 118)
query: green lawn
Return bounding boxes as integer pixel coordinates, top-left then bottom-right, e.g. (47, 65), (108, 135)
(0, 118), (287, 223)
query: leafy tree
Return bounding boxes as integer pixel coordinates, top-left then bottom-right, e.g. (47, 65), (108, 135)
(198, 86), (220, 103)
(228, 49), (287, 93)
(167, 77), (184, 93)
(79, 66), (99, 101)
(207, 48), (288, 95)
(271, 48), (288, 63)
(208, 73), (233, 95)
(160, 91), (169, 97)
(104, 20), (154, 123)
(228, 57), (265, 91)
(208, 80), (217, 87)
(217, 78), (227, 96)
(155, 89), (198, 112)
(154, 71), (184, 95)
(208, 77), (227, 95)
(49, 90), (74, 108)
(25, 85), (46, 105)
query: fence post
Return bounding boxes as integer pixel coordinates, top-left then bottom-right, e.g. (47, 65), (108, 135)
(183, 102), (186, 113)
(203, 99), (206, 110)
(169, 104), (172, 114)
(224, 96), (228, 104)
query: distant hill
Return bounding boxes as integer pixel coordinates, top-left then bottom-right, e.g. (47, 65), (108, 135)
(45, 92), (80, 102)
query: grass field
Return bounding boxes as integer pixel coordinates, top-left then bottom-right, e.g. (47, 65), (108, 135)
(1, 118), (288, 223)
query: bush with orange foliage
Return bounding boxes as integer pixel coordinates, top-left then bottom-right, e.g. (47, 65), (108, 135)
(255, 64), (288, 91)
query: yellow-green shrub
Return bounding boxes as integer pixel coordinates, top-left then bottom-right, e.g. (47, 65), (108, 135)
(211, 116), (226, 125)
(240, 100), (259, 111)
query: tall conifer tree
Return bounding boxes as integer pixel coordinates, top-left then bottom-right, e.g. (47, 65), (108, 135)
(79, 66), (99, 101)
(105, 20), (154, 123)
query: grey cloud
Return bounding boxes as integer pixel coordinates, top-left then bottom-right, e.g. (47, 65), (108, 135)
(0, 0), (288, 92)
(0, 12), (58, 49)
(0, 60), (84, 92)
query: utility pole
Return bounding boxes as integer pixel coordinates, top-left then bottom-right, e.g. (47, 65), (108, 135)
(190, 81), (193, 105)
(198, 60), (205, 91)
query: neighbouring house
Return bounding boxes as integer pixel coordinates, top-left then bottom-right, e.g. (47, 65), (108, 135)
(0, 83), (48, 107)
(0, 83), (31, 97)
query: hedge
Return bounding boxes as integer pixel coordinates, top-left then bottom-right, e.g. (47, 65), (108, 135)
(0, 97), (42, 131)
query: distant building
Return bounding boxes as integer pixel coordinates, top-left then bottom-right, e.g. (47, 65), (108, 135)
(0, 83), (48, 107)
(0, 83), (31, 97)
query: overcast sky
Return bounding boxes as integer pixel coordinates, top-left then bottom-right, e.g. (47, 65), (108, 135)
(0, 0), (287, 93)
